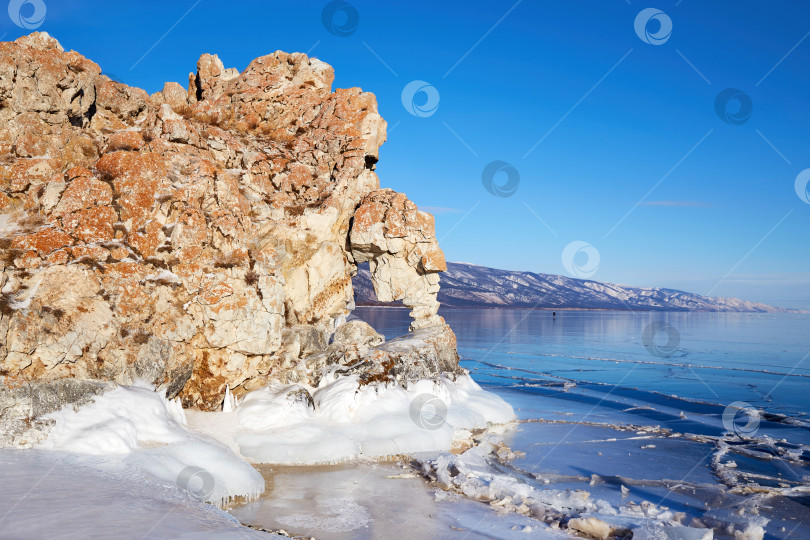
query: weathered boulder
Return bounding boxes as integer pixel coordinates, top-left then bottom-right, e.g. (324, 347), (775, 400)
(0, 33), (457, 435)
(332, 319), (384, 349)
(344, 323), (462, 385)
(303, 321), (461, 387)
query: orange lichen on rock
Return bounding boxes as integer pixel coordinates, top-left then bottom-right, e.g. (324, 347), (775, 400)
(0, 32), (449, 415)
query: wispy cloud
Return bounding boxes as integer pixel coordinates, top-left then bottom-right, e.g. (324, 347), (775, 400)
(421, 206), (461, 215)
(642, 200), (710, 208)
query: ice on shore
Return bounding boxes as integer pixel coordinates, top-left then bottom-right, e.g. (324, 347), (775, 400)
(417, 432), (727, 539)
(39, 383), (265, 505)
(229, 460), (561, 540)
(17, 369), (792, 539)
(33, 373), (515, 504)
(418, 433), (769, 540)
(0, 448), (275, 539)
(194, 373), (516, 464)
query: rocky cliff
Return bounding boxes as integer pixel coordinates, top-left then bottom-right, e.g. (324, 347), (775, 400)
(0, 33), (456, 438)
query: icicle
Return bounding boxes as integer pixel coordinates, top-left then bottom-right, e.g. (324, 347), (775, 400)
(222, 385), (236, 413)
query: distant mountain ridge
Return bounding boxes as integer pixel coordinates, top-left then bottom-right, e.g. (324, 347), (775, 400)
(354, 262), (795, 313)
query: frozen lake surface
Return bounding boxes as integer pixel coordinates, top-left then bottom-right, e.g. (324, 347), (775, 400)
(1, 308), (807, 538)
(330, 307), (808, 538)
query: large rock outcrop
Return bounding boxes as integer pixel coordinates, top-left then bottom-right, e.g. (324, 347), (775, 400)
(0, 33), (454, 426)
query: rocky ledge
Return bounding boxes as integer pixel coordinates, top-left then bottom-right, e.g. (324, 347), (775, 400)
(0, 33), (458, 445)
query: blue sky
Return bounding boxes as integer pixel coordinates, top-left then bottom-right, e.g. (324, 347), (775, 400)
(5, 1), (809, 309)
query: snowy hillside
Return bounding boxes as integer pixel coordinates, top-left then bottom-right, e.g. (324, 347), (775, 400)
(354, 262), (793, 312)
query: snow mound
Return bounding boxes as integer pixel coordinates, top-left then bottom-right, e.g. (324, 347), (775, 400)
(192, 374), (515, 465)
(39, 383), (264, 505)
(35, 374), (514, 498)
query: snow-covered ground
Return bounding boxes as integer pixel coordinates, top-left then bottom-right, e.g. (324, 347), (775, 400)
(6, 373), (790, 539)
(2, 309), (808, 539)
(27, 372), (513, 496)
(0, 448), (272, 539)
(0, 372), (522, 539)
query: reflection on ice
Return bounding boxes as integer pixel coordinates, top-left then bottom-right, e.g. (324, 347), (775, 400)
(350, 307), (810, 539)
(508, 422), (718, 485)
(230, 461), (558, 540)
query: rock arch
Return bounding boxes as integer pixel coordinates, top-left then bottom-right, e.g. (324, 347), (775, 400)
(349, 189), (446, 331)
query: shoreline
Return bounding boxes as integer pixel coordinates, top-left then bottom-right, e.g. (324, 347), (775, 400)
(356, 303), (808, 314)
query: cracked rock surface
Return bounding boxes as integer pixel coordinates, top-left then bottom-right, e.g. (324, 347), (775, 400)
(0, 32), (455, 432)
